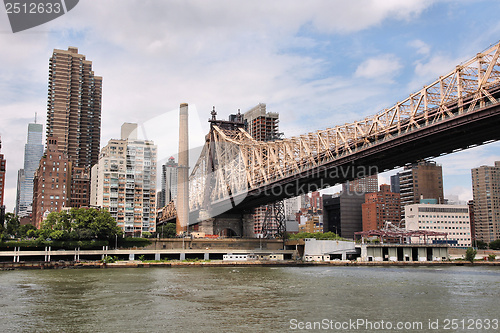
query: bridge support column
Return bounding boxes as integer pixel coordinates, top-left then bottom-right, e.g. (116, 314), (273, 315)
(198, 212), (256, 238)
(129, 253), (135, 261)
(204, 253), (209, 261)
(242, 213), (256, 238)
(155, 253), (160, 261)
(180, 252), (186, 261)
(199, 216), (214, 235)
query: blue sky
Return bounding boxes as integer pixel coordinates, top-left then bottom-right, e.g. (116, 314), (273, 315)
(1, 0), (500, 212)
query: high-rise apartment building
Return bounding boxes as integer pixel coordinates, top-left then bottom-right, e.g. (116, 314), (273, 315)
(471, 162), (500, 243)
(343, 174), (379, 194)
(46, 47), (102, 209)
(243, 103), (279, 141)
(46, 47), (102, 168)
(284, 195), (306, 221)
(32, 137), (71, 228)
(158, 157), (178, 208)
(399, 161), (444, 209)
(15, 123), (44, 217)
(91, 123), (157, 235)
(362, 184), (401, 231)
(69, 167), (91, 208)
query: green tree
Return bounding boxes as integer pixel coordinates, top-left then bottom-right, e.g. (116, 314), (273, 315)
(4, 213), (20, 237)
(156, 223), (176, 238)
(49, 230), (69, 241)
(488, 239), (500, 250)
(465, 247), (477, 263)
(476, 240), (488, 250)
(40, 207), (121, 240)
(288, 231), (343, 240)
(18, 224), (36, 238)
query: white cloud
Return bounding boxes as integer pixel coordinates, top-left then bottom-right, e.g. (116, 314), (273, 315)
(408, 54), (465, 91)
(445, 186), (472, 203)
(408, 39), (431, 55)
(436, 145), (500, 177)
(354, 54), (403, 81)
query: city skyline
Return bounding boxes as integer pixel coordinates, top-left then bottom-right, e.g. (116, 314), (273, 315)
(2, 1), (500, 212)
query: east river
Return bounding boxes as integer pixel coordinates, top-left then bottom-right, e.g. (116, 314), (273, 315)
(0, 266), (498, 332)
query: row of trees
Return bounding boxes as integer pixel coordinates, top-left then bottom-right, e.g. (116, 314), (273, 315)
(1, 208), (122, 242)
(475, 240), (500, 250)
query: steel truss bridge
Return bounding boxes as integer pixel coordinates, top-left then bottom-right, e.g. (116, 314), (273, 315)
(159, 41), (500, 228)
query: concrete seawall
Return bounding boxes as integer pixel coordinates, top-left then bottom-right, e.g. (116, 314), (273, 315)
(1, 260), (498, 270)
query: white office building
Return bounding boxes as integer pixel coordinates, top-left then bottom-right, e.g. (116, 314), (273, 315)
(405, 203), (471, 248)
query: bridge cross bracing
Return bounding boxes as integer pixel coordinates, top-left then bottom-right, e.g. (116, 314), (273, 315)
(159, 41), (500, 223)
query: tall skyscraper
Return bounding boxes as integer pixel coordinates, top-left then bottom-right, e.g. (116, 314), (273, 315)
(471, 162), (500, 243)
(15, 122), (44, 217)
(159, 157), (178, 208)
(46, 46), (102, 168)
(91, 123), (157, 235)
(399, 161), (444, 208)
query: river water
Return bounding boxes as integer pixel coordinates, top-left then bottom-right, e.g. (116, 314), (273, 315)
(0, 266), (498, 332)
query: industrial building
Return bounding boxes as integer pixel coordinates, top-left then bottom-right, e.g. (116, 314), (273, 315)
(358, 244), (449, 262)
(354, 224), (450, 262)
(302, 238), (449, 262)
(303, 238), (359, 261)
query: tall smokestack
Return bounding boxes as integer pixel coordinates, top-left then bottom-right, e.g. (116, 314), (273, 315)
(177, 103), (189, 234)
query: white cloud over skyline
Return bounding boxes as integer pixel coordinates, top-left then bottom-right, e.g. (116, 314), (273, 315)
(1, 0), (500, 212)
